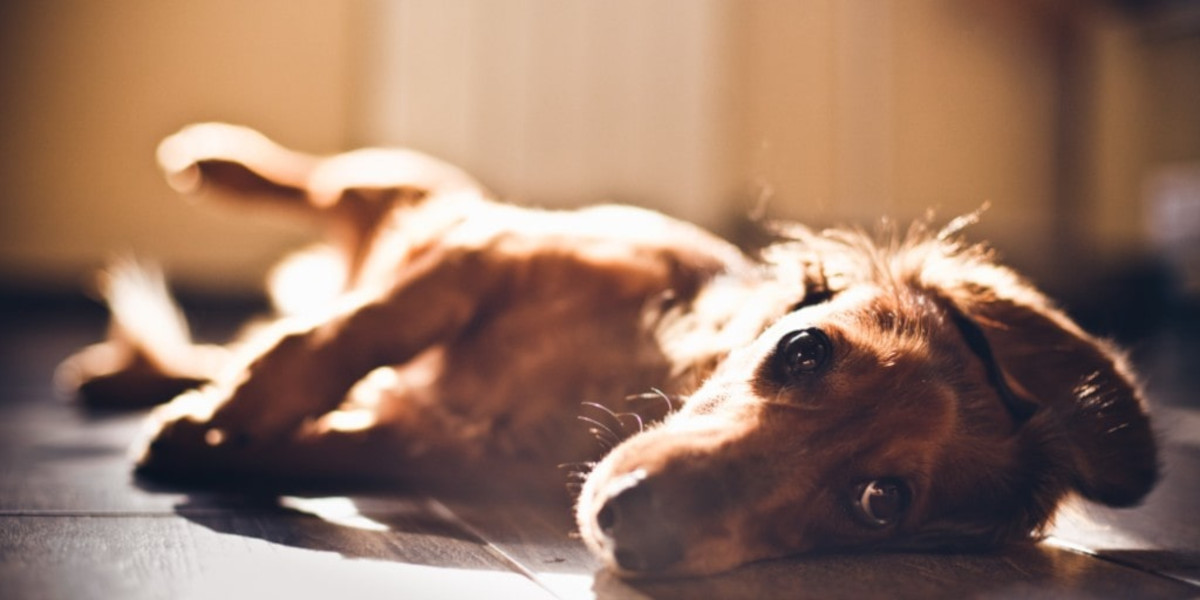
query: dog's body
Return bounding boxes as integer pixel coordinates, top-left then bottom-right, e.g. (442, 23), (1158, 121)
(60, 124), (1158, 577)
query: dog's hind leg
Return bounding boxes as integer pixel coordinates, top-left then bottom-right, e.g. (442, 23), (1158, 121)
(132, 375), (417, 485)
(136, 361), (565, 494)
(134, 361), (480, 487)
(157, 122), (489, 288)
(143, 243), (506, 453)
(156, 123), (320, 212)
(56, 259), (229, 408)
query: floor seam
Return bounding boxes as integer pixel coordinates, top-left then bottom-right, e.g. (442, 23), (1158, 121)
(427, 497), (567, 600)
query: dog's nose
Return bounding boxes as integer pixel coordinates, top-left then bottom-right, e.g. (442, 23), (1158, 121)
(594, 471), (683, 572)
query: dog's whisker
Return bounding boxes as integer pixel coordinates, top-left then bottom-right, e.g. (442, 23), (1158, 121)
(557, 461), (597, 470)
(587, 430), (615, 451)
(624, 390), (673, 403)
(557, 463), (597, 480)
(579, 419), (620, 451)
(623, 388), (680, 419)
(587, 425), (615, 441)
(580, 401), (628, 434)
(650, 387), (677, 413)
(577, 415), (621, 443)
(615, 411), (645, 433)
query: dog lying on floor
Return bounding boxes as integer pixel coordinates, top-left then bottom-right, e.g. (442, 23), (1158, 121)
(58, 123), (1158, 578)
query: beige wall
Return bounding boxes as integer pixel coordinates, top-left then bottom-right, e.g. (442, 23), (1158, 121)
(356, 0), (734, 228)
(734, 1), (1066, 271)
(356, 0), (1084, 273)
(0, 1), (354, 292)
(2, 1), (1196, 295)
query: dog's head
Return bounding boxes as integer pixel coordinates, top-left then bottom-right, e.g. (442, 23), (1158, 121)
(577, 223), (1157, 577)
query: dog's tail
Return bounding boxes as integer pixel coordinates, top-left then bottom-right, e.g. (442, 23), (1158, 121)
(56, 259), (226, 408)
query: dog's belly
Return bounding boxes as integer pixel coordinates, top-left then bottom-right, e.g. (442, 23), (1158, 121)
(368, 284), (679, 469)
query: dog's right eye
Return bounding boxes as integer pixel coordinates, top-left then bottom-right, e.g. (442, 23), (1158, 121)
(776, 328), (832, 377)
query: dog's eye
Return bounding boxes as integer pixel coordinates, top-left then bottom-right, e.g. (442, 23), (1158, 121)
(777, 328), (832, 376)
(853, 478), (911, 527)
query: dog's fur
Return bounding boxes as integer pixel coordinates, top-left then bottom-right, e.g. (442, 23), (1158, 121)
(59, 123), (1158, 577)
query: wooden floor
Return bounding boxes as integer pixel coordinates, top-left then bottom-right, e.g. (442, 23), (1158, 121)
(2, 296), (1198, 599)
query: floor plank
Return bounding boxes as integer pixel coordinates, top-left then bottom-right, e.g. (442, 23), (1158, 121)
(1049, 406), (1200, 586)
(0, 403), (186, 514)
(438, 497), (603, 599)
(603, 545), (1200, 600)
(0, 514), (556, 600)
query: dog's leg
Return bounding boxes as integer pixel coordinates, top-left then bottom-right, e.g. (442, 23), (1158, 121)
(56, 259), (229, 407)
(156, 122), (318, 209)
(145, 245), (501, 452)
(133, 378), (422, 483)
(136, 384), (559, 491)
(157, 122), (490, 287)
(136, 352), (498, 483)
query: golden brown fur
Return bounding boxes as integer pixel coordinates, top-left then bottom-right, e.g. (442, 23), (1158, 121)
(60, 123), (1158, 578)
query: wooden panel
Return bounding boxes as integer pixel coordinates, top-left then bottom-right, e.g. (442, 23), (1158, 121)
(1050, 409), (1200, 586)
(439, 498), (602, 599)
(605, 545), (1199, 600)
(0, 515), (555, 600)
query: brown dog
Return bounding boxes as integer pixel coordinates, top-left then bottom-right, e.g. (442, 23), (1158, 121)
(59, 123), (1158, 578)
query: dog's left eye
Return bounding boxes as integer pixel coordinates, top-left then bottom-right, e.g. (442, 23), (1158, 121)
(852, 478), (911, 527)
(777, 328), (832, 376)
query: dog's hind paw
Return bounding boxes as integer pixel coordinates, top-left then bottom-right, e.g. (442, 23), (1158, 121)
(57, 341), (209, 409)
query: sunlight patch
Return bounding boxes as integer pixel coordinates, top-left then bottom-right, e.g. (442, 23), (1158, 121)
(281, 496), (390, 532)
(182, 554), (550, 600)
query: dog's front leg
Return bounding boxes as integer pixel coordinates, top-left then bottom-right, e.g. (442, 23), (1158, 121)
(143, 247), (499, 457)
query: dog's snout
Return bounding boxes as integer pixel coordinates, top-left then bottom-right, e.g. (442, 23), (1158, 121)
(594, 471), (684, 573)
(596, 474), (652, 537)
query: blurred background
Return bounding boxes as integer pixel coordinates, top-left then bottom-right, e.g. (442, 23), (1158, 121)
(1, 0), (1198, 340)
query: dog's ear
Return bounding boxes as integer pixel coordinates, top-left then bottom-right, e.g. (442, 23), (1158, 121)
(930, 260), (1158, 508)
(156, 122), (317, 205)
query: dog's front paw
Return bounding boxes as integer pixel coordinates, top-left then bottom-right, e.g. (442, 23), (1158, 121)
(196, 329), (345, 445)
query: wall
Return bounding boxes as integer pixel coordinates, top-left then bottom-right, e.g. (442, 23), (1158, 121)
(732, 0), (1066, 274)
(360, 0), (1112, 277)
(0, 1), (355, 292)
(2, 0), (1196, 296)
(354, 0), (734, 229)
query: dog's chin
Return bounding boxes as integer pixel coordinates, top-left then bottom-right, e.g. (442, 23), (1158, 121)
(589, 536), (771, 580)
(613, 555), (753, 580)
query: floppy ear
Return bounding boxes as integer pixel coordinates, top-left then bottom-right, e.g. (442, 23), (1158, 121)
(932, 261), (1158, 508)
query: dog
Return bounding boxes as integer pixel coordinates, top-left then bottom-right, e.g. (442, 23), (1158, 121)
(58, 123), (1158, 578)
